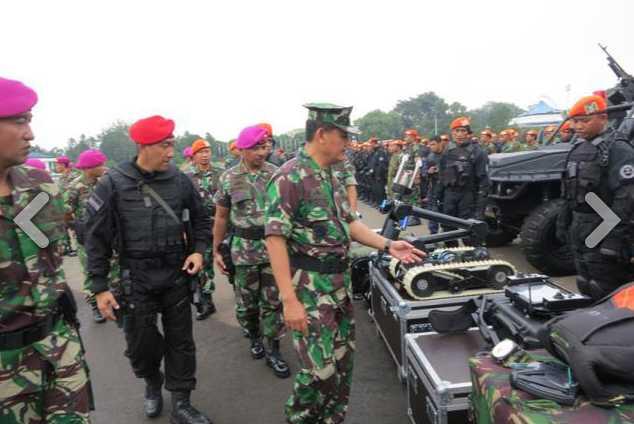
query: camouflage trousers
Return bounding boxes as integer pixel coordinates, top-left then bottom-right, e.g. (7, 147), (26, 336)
(200, 246), (215, 296)
(77, 245), (120, 303)
(0, 320), (93, 423)
(234, 264), (284, 339)
(285, 273), (356, 424)
(77, 245), (93, 302)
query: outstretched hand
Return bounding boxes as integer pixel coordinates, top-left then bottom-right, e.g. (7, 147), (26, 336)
(388, 240), (426, 264)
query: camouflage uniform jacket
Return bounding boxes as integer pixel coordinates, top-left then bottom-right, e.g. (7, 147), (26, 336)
(0, 166), (67, 333)
(502, 141), (524, 153)
(58, 169), (81, 193)
(64, 174), (96, 222)
(185, 164), (223, 217)
(214, 160), (277, 266)
(332, 156), (357, 187)
(265, 147), (357, 275)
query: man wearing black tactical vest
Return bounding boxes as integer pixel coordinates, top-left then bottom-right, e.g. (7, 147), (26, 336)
(557, 95), (634, 301)
(438, 116), (489, 246)
(84, 115), (213, 424)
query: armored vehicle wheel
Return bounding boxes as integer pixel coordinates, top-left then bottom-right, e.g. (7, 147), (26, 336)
(520, 199), (575, 276)
(484, 202), (519, 247)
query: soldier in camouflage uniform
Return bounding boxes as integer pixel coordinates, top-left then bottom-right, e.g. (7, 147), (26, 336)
(185, 139), (223, 320)
(179, 146), (194, 172)
(212, 125), (290, 378)
(224, 141), (241, 169)
(265, 103), (424, 423)
(333, 155), (359, 216)
(0, 76), (93, 423)
(469, 352), (634, 423)
(64, 149), (110, 324)
(55, 155), (80, 256)
(502, 129), (524, 153)
(386, 140), (403, 199)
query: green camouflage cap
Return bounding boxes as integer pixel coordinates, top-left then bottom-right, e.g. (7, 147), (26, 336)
(303, 102), (361, 135)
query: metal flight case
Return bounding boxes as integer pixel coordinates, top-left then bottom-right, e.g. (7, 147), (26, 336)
(405, 329), (487, 424)
(370, 260), (504, 382)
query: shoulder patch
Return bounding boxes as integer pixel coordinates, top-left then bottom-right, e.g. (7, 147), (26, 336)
(87, 193), (104, 212)
(620, 164), (634, 180)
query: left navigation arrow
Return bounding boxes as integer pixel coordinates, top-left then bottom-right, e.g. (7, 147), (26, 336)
(14, 192), (51, 248)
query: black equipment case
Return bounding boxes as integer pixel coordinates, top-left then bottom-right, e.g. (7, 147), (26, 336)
(370, 261), (504, 381)
(405, 329), (486, 424)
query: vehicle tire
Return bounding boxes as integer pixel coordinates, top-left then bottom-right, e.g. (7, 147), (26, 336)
(484, 201), (519, 247)
(520, 199), (575, 276)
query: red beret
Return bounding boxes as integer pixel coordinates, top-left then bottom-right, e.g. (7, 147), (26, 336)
(129, 115), (175, 145)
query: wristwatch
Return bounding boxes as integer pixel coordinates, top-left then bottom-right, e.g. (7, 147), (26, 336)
(383, 238), (392, 253)
(491, 339), (519, 363)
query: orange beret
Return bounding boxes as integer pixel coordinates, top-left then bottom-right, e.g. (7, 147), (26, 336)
(129, 115), (175, 145)
(191, 139), (210, 156)
(404, 128), (419, 137)
(568, 95), (607, 118)
(258, 122), (273, 136)
(450, 116), (470, 130)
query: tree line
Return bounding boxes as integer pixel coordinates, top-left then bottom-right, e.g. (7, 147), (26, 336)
(32, 91), (525, 163)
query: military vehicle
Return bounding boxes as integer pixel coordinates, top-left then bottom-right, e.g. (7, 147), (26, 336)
(484, 45), (634, 275)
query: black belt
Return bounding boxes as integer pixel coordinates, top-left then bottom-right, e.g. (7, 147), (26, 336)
(234, 226), (265, 240)
(0, 313), (61, 351)
(125, 253), (185, 270)
(290, 254), (350, 274)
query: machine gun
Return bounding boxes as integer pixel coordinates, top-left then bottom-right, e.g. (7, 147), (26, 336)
(428, 273), (593, 349)
(600, 44), (634, 104)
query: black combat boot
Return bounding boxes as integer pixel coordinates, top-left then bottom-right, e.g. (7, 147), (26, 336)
(195, 294), (216, 321)
(170, 391), (212, 424)
(248, 330), (265, 359)
(265, 339), (290, 379)
(89, 299), (106, 324)
(144, 372), (164, 418)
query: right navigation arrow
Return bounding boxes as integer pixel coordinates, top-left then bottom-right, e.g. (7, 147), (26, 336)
(584, 192), (621, 248)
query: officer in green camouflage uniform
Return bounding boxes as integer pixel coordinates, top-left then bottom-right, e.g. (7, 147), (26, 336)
(185, 139), (223, 320)
(265, 103), (424, 423)
(213, 125), (290, 378)
(55, 156), (80, 256)
(64, 149), (110, 324)
(0, 76), (93, 423)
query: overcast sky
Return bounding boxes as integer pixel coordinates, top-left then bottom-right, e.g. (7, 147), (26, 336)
(2, 0), (632, 149)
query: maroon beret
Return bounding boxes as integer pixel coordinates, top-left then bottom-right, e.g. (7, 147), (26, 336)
(129, 115), (175, 145)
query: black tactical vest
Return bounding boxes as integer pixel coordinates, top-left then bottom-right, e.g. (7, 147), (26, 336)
(440, 143), (475, 188)
(107, 162), (186, 260)
(563, 134), (613, 213)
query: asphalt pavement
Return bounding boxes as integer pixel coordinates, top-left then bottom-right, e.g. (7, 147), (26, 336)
(67, 201), (576, 424)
